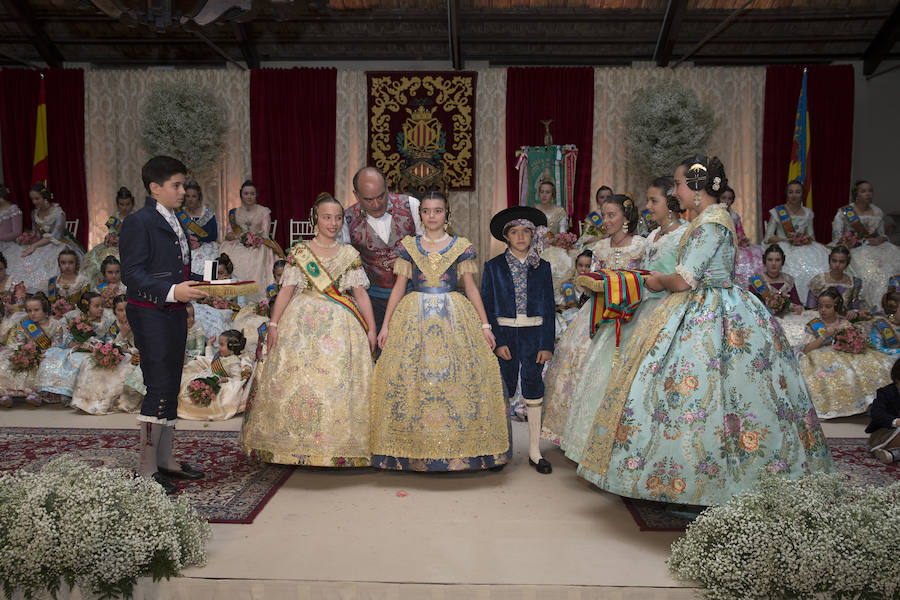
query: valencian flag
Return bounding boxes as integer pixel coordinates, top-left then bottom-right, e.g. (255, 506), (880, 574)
(32, 75), (49, 186)
(787, 68), (811, 208)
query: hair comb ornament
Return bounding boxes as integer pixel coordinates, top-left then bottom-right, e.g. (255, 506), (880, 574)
(685, 161), (708, 192)
(712, 176), (722, 191)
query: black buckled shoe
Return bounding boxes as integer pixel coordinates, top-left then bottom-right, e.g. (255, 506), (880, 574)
(528, 457), (552, 474)
(158, 462), (205, 480)
(151, 472), (178, 495)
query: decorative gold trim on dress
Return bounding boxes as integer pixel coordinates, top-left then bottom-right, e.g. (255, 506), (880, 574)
(400, 235), (471, 287)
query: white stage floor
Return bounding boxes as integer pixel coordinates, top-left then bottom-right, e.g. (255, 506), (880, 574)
(2, 405), (867, 598)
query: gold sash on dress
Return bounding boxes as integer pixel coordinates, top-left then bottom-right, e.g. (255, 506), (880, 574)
(291, 242), (368, 332)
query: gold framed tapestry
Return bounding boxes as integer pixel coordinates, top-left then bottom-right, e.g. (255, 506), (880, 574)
(367, 71), (477, 193)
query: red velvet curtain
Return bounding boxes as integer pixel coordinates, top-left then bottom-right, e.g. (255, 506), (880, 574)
(250, 68), (337, 247)
(0, 68), (87, 247)
(0, 70), (40, 221)
(761, 65), (854, 243)
(505, 67), (594, 220)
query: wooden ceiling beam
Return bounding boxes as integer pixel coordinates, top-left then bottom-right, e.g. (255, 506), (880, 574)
(447, 0), (461, 70)
(863, 0), (900, 76)
(653, 0), (687, 67)
(232, 21), (260, 69)
(1, 0), (64, 67)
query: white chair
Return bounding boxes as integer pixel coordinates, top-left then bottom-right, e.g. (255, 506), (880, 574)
(269, 220), (278, 239)
(289, 219), (314, 247)
(65, 219), (79, 238)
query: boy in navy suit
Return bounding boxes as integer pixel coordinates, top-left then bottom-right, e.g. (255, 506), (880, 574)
(481, 206), (555, 474)
(120, 156), (208, 494)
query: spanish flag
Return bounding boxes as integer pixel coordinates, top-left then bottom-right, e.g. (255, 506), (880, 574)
(31, 75), (48, 186)
(787, 68), (811, 208)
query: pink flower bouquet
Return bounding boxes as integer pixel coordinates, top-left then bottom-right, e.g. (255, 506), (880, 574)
(189, 234), (201, 250)
(835, 231), (863, 249)
(15, 231), (41, 246)
(187, 376), (221, 407)
(550, 232), (578, 250)
(51, 298), (74, 319)
(90, 341), (126, 369)
(10, 342), (42, 372)
(763, 292), (792, 317)
(240, 231), (264, 249)
(68, 314), (97, 343)
(787, 232), (812, 246)
(103, 232), (119, 248)
(832, 325), (866, 354)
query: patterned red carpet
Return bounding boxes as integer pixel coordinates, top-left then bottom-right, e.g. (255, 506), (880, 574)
(0, 427), (293, 524)
(624, 437), (900, 532)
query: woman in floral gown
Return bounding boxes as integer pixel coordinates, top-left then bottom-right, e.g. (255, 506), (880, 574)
(563, 187), (688, 463)
(762, 179), (829, 304)
(541, 192), (647, 454)
(240, 193), (376, 466)
(830, 180), (900, 310)
(748, 245), (809, 348)
(81, 186), (134, 284)
(218, 180), (283, 302)
(577, 155), (834, 507)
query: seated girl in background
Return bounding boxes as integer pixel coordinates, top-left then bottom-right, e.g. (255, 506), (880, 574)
(763, 178), (829, 304)
(46, 249), (90, 317)
(95, 256), (126, 308)
(81, 186), (134, 284)
(830, 180), (900, 309)
(35, 291), (115, 404)
(180, 180), (219, 277)
(177, 329), (253, 422)
(13, 183), (83, 292)
(871, 292), (900, 356)
(70, 294), (142, 415)
(806, 245), (866, 317)
(0, 293), (63, 407)
(799, 287), (894, 420)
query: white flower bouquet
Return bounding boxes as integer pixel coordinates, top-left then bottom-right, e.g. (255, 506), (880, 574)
(669, 472), (900, 599)
(0, 457), (210, 599)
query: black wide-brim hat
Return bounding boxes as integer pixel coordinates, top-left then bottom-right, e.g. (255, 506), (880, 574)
(490, 206), (548, 242)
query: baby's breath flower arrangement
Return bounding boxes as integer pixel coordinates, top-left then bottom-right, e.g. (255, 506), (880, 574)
(141, 82), (226, 175)
(625, 82), (715, 181)
(669, 472), (900, 600)
(0, 457), (210, 599)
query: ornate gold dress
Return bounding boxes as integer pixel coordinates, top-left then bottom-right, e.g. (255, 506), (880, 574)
(70, 326), (141, 415)
(369, 236), (509, 471)
(798, 317), (896, 419)
(239, 243), (373, 466)
(0, 318), (64, 397)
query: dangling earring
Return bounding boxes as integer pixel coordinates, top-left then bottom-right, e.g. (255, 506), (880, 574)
(667, 210), (675, 220)
(622, 221), (629, 233)
(693, 191), (702, 208)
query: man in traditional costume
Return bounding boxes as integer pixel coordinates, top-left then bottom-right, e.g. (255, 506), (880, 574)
(339, 167), (421, 331)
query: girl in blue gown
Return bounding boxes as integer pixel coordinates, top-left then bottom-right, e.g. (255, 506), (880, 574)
(577, 155), (834, 506)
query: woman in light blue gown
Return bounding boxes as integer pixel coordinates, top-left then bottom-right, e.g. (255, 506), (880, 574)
(560, 179), (688, 463)
(577, 156), (834, 507)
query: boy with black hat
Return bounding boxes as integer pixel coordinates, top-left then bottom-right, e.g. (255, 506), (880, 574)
(481, 206), (556, 474)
